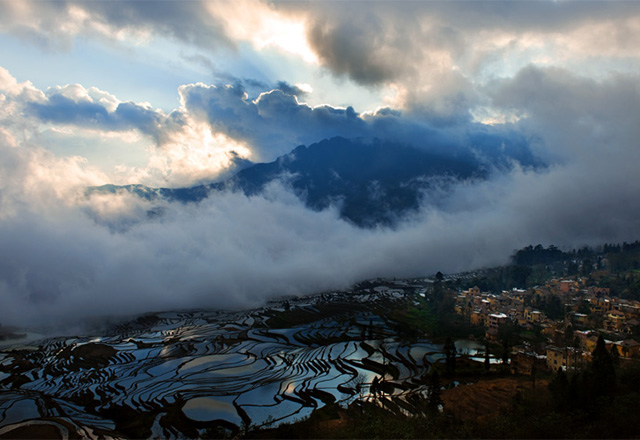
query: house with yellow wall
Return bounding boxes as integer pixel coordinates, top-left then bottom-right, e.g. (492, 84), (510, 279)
(612, 339), (640, 358)
(605, 310), (627, 332)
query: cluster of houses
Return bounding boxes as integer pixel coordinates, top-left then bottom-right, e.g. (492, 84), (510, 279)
(453, 278), (640, 374)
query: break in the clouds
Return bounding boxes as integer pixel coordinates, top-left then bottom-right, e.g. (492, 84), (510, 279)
(1, 1), (640, 326)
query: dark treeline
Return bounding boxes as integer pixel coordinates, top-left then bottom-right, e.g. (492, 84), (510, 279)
(512, 240), (640, 267)
(512, 244), (567, 266)
(451, 241), (640, 294)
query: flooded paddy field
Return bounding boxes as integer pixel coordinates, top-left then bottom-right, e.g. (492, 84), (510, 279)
(0, 282), (482, 438)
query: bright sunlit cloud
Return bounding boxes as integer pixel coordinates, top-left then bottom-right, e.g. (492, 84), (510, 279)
(144, 121), (253, 187)
(209, 1), (319, 64)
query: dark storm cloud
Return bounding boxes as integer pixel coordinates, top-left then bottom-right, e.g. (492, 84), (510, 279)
(306, 8), (417, 85)
(297, 0), (640, 87)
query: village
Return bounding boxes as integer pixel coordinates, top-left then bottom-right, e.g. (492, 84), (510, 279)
(452, 276), (640, 374)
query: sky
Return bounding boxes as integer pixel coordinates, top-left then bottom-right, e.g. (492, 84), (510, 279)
(1, 0), (640, 327)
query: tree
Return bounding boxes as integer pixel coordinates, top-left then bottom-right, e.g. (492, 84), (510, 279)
(498, 321), (519, 365)
(351, 373), (368, 405)
(581, 258), (593, 276)
(540, 295), (564, 321)
(564, 324), (574, 346)
(511, 265), (532, 287)
(549, 367), (570, 409)
(591, 334), (616, 396)
(371, 376), (380, 399)
(443, 337), (457, 376)
(611, 343), (620, 368)
(501, 339), (510, 365)
(484, 341), (491, 372)
(531, 360), (537, 388)
(427, 370), (442, 412)
(577, 299), (591, 316)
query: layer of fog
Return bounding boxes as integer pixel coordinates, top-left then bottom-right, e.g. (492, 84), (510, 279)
(2, 142), (639, 329)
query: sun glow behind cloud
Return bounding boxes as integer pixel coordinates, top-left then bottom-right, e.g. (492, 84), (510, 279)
(145, 121), (253, 187)
(210, 1), (318, 64)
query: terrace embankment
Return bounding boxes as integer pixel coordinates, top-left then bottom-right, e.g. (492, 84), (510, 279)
(0, 281), (506, 438)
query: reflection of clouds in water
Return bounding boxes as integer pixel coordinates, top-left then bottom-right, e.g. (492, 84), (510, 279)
(454, 340), (484, 356)
(182, 396), (240, 424)
(0, 294), (543, 434)
(180, 353), (247, 372)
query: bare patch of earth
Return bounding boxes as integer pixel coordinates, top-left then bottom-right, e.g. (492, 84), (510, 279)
(442, 377), (549, 423)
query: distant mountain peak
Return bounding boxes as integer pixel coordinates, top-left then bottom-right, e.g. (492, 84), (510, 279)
(90, 136), (541, 228)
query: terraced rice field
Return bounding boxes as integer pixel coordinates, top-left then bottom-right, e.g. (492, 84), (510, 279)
(0, 284), (481, 438)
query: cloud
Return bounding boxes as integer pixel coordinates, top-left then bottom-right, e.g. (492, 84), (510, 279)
(290, 1), (640, 122)
(6, 1), (640, 127)
(177, 82), (366, 160)
(0, 0), (313, 63)
(0, 74), (162, 138)
(2, 64), (640, 329)
(0, 69), (257, 187)
(3, 67), (366, 181)
(306, 8), (414, 86)
(175, 80), (539, 166)
(275, 81), (309, 98)
(0, 0), (232, 51)
(27, 86), (163, 138)
(487, 66), (640, 163)
(300, 1), (640, 79)
(2, 151), (638, 329)
(1, 65), (541, 191)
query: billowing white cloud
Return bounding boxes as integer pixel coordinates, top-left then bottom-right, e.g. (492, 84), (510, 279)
(176, 82), (367, 160)
(0, 68), (259, 187)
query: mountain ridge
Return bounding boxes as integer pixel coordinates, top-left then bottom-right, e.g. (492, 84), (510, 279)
(90, 136), (541, 227)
